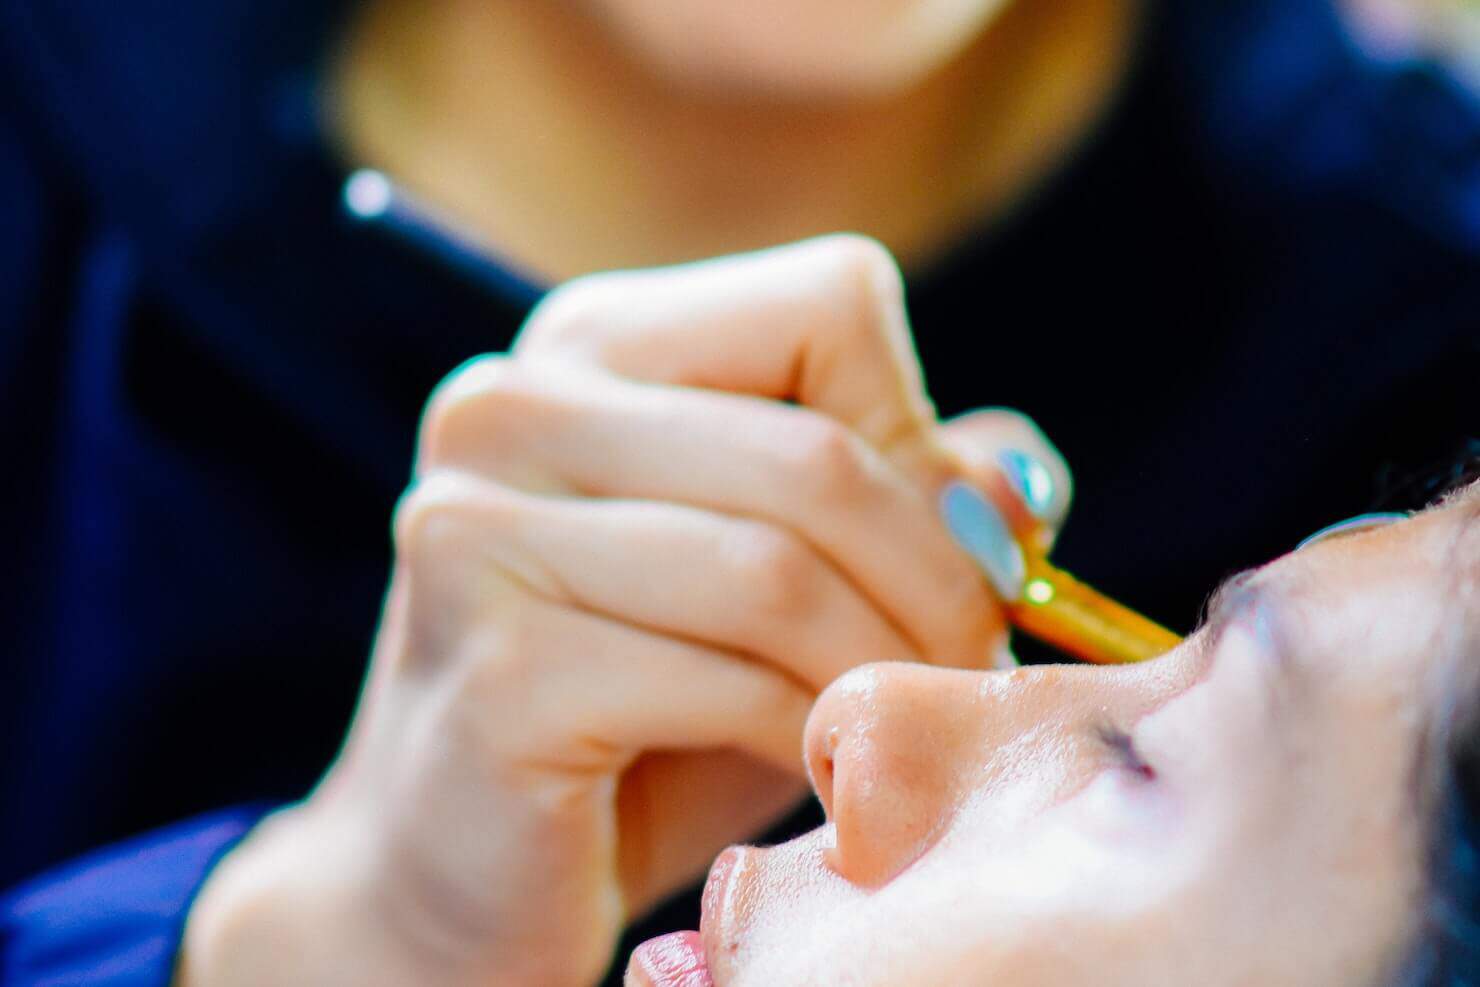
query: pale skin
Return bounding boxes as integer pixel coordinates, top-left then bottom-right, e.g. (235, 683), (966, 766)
(626, 492), (1480, 986)
(327, 0), (1138, 279)
(183, 0), (1103, 980)
(178, 235), (1070, 987)
(176, 1), (1455, 985)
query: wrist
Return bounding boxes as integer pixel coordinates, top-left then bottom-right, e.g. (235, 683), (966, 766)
(177, 804), (433, 987)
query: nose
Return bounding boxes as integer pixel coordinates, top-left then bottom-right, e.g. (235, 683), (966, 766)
(805, 663), (979, 886)
(804, 659), (1157, 887)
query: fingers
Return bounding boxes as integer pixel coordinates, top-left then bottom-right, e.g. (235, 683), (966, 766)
(419, 361), (1004, 669)
(397, 471), (916, 690)
(512, 234), (936, 456)
(498, 493), (919, 691)
(395, 474), (817, 773)
(531, 601), (814, 774)
(936, 408), (1074, 544)
(455, 593), (814, 776)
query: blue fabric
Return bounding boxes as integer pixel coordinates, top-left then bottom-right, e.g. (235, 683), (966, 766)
(0, 809), (266, 987)
(0, 1), (1477, 984)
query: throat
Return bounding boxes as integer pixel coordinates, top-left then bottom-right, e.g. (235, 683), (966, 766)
(326, 0), (1140, 283)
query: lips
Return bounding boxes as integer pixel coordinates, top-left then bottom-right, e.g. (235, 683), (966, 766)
(627, 930), (714, 987)
(627, 846), (745, 987)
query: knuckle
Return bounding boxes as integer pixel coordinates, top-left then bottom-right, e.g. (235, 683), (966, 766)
(391, 472), (477, 556)
(418, 355), (546, 467)
(822, 233), (905, 330)
(429, 353), (521, 415)
(421, 354), (515, 444)
(390, 476), (532, 670)
(784, 418), (873, 503)
(443, 623), (543, 747)
(516, 273), (622, 351)
(819, 232), (897, 279)
(729, 525), (822, 623)
(474, 601), (545, 686)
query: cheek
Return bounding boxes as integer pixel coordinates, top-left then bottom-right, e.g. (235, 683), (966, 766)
(1132, 651), (1280, 814)
(867, 798), (1196, 983)
(1065, 767), (1182, 848)
(719, 799), (1183, 985)
(1124, 684), (1428, 981)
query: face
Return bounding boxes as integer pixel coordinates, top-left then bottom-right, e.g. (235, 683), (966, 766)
(628, 491), (1480, 986)
(583, 0), (1011, 96)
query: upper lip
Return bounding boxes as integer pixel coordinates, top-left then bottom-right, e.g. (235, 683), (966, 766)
(699, 846), (747, 982)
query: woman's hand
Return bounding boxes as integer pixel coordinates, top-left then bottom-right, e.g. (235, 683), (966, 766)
(178, 235), (1069, 987)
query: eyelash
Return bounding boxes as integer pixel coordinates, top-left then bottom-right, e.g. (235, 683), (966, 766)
(1098, 724), (1156, 781)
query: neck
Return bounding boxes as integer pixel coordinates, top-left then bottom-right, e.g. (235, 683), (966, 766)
(329, 0), (1139, 283)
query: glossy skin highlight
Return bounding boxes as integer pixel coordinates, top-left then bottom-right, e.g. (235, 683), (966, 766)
(631, 495), (1479, 986)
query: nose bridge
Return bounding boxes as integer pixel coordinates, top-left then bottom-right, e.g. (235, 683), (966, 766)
(806, 660), (1155, 888)
(977, 661), (1141, 739)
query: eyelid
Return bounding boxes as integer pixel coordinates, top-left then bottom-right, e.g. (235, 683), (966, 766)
(1097, 723), (1154, 779)
(1198, 572), (1261, 654)
(1295, 512), (1406, 550)
(1194, 577), (1296, 698)
(1202, 589), (1300, 724)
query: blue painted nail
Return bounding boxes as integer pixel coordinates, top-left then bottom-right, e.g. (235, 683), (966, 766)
(940, 482), (1025, 600)
(997, 449), (1056, 521)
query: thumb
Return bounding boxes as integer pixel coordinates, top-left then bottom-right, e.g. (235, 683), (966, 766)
(934, 408), (1074, 547)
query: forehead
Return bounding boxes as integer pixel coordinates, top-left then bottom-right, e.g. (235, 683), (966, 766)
(1272, 495), (1479, 689)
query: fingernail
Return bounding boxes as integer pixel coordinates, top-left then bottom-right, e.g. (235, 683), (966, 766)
(940, 482), (1025, 600)
(997, 449), (1057, 521)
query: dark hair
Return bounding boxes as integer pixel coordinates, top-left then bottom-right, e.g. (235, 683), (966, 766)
(1402, 740), (1480, 985)
(1389, 448), (1480, 986)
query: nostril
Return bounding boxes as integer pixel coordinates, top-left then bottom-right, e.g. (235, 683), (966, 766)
(806, 724), (841, 816)
(823, 732), (948, 889)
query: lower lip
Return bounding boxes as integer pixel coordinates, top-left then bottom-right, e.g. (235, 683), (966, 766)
(628, 930), (714, 987)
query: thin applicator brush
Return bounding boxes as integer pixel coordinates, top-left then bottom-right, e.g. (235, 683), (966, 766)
(941, 482), (1182, 665)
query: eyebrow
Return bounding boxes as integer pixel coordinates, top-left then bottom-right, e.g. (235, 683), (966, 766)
(1199, 570), (1261, 644)
(1197, 571), (1305, 696)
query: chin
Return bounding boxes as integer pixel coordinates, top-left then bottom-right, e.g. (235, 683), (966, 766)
(592, 0), (1011, 99)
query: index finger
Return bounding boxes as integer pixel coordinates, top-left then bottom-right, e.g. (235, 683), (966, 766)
(513, 234), (937, 456)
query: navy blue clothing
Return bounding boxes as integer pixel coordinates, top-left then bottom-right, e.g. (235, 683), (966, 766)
(1, 1), (1477, 984)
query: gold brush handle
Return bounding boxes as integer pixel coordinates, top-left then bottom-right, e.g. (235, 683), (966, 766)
(1008, 556), (1183, 665)
(936, 479), (1181, 665)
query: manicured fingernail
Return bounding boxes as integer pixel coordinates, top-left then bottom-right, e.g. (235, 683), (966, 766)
(940, 482), (1025, 600)
(998, 449), (1056, 521)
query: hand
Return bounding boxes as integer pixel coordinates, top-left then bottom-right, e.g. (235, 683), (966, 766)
(178, 235), (1070, 987)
